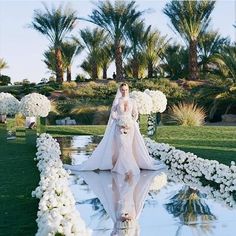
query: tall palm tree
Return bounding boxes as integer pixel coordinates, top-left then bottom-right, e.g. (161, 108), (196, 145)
(61, 41), (83, 82)
(31, 4), (77, 83)
(198, 31), (229, 74)
(0, 58), (9, 76)
(43, 49), (59, 75)
(87, 0), (144, 81)
(126, 21), (151, 78)
(163, 0), (215, 80)
(144, 29), (169, 78)
(80, 27), (108, 80)
(99, 43), (113, 79)
(160, 44), (189, 80)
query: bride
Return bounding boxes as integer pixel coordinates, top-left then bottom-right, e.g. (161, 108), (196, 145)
(64, 83), (165, 176)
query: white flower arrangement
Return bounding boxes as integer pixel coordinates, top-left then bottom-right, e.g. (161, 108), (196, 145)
(0, 92), (20, 115)
(32, 133), (92, 236)
(117, 115), (133, 134)
(19, 93), (51, 117)
(144, 137), (236, 208)
(129, 91), (152, 115)
(144, 89), (167, 136)
(144, 89), (167, 113)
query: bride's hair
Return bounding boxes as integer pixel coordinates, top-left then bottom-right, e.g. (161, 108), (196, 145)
(119, 83), (129, 89)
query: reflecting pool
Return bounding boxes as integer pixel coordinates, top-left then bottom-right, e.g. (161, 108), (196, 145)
(58, 136), (236, 236)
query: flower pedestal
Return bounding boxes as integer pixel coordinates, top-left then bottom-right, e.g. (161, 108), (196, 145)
(0, 114), (7, 123)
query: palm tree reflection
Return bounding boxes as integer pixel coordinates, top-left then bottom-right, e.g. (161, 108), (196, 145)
(166, 186), (216, 224)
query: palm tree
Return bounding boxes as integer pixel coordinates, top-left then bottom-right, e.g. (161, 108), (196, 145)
(43, 49), (58, 76)
(31, 4), (77, 83)
(144, 29), (169, 78)
(163, 0), (215, 80)
(61, 41), (83, 82)
(160, 44), (189, 80)
(0, 58), (9, 76)
(198, 31), (229, 74)
(99, 43), (113, 79)
(80, 27), (108, 80)
(87, 0), (144, 81)
(126, 21), (151, 78)
(211, 45), (236, 82)
(80, 58), (93, 78)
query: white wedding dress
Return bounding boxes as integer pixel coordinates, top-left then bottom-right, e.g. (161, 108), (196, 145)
(64, 95), (165, 176)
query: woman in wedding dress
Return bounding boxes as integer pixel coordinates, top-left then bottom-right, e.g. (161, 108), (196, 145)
(64, 83), (164, 176)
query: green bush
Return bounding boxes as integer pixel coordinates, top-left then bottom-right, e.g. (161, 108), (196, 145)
(0, 74), (11, 85)
(38, 85), (55, 96)
(62, 81), (77, 90)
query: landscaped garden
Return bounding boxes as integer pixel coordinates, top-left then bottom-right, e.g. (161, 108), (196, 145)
(1, 0), (236, 235)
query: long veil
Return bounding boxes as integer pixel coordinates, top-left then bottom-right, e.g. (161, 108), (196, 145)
(66, 86), (124, 171)
(103, 86), (122, 138)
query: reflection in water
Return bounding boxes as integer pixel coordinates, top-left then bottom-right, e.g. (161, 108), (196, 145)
(56, 136), (73, 163)
(60, 135), (236, 235)
(166, 186), (216, 224)
(74, 170), (167, 236)
(166, 186), (217, 236)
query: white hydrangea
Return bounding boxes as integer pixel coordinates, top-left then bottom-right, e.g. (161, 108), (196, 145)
(33, 133), (92, 236)
(20, 93), (51, 117)
(130, 91), (152, 115)
(144, 89), (167, 113)
(0, 92), (20, 115)
(144, 137), (236, 208)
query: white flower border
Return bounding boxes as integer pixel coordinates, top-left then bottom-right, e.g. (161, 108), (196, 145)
(144, 137), (236, 208)
(32, 133), (91, 236)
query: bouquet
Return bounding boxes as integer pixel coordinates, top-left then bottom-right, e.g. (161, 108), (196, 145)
(117, 115), (133, 134)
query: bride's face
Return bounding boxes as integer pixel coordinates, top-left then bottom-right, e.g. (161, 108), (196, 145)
(120, 85), (129, 97)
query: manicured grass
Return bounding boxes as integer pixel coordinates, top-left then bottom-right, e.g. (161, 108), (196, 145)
(46, 125), (106, 136)
(0, 125), (39, 236)
(46, 125), (236, 166)
(153, 126), (236, 165)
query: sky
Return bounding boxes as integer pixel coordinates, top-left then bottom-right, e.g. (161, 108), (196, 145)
(0, 0), (236, 83)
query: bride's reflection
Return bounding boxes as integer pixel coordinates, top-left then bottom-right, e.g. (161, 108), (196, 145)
(75, 170), (167, 236)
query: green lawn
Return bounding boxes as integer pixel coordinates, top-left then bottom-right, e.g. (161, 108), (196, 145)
(46, 125), (236, 166)
(0, 125), (39, 236)
(0, 123), (235, 236)
(153, 126), (236, 165)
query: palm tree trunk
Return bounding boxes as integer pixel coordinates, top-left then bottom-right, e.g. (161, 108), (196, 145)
(55, 48), (64, 83)
(102, 65), (107, 79)
(115, 41), (123, 81)
(132, 59), (139, 78)
(92, 62), (98, 80)
(188, 39), (199, 80)
(66, 65), (71, 82)
(148, 60), (153, 78)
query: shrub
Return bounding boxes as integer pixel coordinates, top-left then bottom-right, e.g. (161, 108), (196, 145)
(15, 113), (25, 127)
(0, 75), (11, 85)
(62, 81), (77, 90)
(92, 106), (110, 125)
(163, 102), (206, 126)
(56, 98), (76, 114)
(38, 85), (55, 96)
